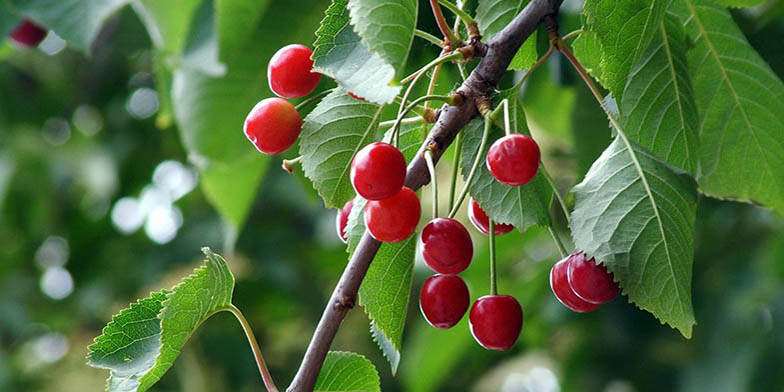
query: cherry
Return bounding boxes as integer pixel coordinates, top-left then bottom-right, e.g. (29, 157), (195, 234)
(350, 142), (406, 201)
(419, 274), (470, 329)
(420, 218), (473, 274)
(467, 198), (514, 236)
(486, 134), (541, 186)
(335, 200), (353, 243)
(567, 252), (618, 304)
(267, 44), (322, 98)
(364, 187), (420, 243)
(9, 19), (47, 48)
(549, 256), (599, 313)
(243, 97), (302, 154)
(469, 295), (523, 351)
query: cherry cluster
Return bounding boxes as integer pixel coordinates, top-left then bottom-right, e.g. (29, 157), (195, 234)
(7, 19), (47, 48)
(550, 252), (619, 312)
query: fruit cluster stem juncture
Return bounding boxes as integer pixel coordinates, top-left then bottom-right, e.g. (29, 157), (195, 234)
(286, 1), (562, 390)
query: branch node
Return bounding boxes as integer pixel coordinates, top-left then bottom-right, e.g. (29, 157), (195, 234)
(476, 97), (492, 117)
(424, 108), (440, 124)
(334, 294), (355, 311)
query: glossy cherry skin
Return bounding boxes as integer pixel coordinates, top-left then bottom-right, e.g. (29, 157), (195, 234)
(469, 295), (523, 351)
(486, 134), (541, 186)
(419, 274), (470, 329)
(244, 98), (302, 154)
(420, 218), (473, 274)
(567, 252), (618, 304)
(267, 44), (322, 98)
(467, 198), (514, 236)
(364, 187), (421, 243)
(335, 200), (354, 243)
(549, 256), (599, 312)
(350, 142), (407, 201)
(10, 19), (47, 48)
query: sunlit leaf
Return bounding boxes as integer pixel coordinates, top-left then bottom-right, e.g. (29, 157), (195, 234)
(314, 351), (381, 392)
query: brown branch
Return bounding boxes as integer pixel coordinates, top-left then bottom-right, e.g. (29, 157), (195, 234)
(286, 1), (561, 390)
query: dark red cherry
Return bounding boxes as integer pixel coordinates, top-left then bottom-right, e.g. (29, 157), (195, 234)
(243, 98), (302, 154)
(549, 256), (599, 313)
(364, 187), (420, 243)
(267, 44), (322, 98)
(419, 274), (470, 329)
(567, 252), (618, 304)
(350, 142), (406, 201)
(486, 134), (541, 186)
(469, 295), (523, 351)
(9, 19), (47, 48)
(467, 198), (514, 236)
(336, 200), (354, 243)
(421, 218), (473, 274)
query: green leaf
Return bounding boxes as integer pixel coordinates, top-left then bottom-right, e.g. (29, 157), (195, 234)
(9, 0), (129, 53)
(571, 137), (698, 337)
(314, 351), (381, 392)
(621, 13), (699, 175)
(200, 152), (270, 228)
(475, 0), (539, 70)
(132, 0), (202, 56)
(582, 0), (672, 99)
(299, 89), (385, 209)
(347, 0), (417, 79)
(672, 0), (784, 215)
(0, 3), (21, 37)
(460, 89), (552, 229)
(571, 31), (604, 84)
(214, 0), (271, 63)
(87, 249), (236, 391)
(713, 0), (764, 7)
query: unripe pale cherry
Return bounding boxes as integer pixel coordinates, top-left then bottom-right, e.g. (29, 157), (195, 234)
(419, 274), (470, 329)
(243, 98), (302, 154)
(549, 256), (599, 313)
(486, 134), (541, 186)
(469, 295), (523, 351)
(567, 252), (618, 304)
(467, 198), (514, 236)
(10, 19), (47, 48)
(335, 200), (353, 244)
(421, 218), (473, 275)
(267, 44), (322, 98)
(350, 142), (407, 201)
(364, 187), (420, 243)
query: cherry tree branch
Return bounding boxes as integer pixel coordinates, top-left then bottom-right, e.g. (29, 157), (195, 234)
(286, 1), (561, 390)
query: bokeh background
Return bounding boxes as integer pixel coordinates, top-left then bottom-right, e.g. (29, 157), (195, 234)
(1, 0), (784, 391)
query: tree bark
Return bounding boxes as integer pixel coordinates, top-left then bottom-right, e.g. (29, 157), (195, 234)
(287, 1), (561, 390)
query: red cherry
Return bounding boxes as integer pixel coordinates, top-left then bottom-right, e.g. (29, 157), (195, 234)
(350, 142), (406, 201)
(336, 200), (353, 243)
(549, 256), (599, 313)
(486, 134), (541, 186)
(243, 98), (302, 154)
(420, 218), (473, 274)
(567, 252), (618, 304)
(419, 274), (470, 329)
(267, 44), (322, 98)
(469, 295), (523, 351)
(348, 92), (365, 101)
(364, 187), (420, 243)
(467, 198), (514, 236)
(10, 19), (47, 48)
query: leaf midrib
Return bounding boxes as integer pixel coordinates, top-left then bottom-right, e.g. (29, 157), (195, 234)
(659, 18), (693, 172)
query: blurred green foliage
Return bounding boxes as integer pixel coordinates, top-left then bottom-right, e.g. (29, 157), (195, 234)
(0, 1), (783, 391)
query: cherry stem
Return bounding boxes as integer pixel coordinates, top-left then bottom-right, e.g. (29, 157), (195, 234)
(500, 99), (511, 136)
(294, 89), (333, 111)
(379, 117), (423, 129)
(415, 29), (444, 46)
(282, 156), (304, 173)
(561, 29), (584, 42)
(448, 114), (492, 219)
(447, 132), (463, 212)
(540, 164), (570, 225)
(512, 43), (554, 93)
(400, 51), (463, 85)
(392, 94), (452, 147)
(224, 305), (278, 392)
(452, 0), (469, 81)
(437, 0), (476, 30)
(424, 150), (439, 218)
(489, 219), (498, 295)
(430, 0), (461, 47)
(548, 227), (568, 259)
(425, 52), (446, 111)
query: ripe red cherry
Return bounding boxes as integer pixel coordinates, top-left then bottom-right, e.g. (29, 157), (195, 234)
(486, 134), (541, 186)
(567, 252), (618, 304)
(364, 187), (420, 243)
(420, 218), (473, 274)
(243, 98), (302, 154)
(10, 19), (47, 48)
(549, 256), (599, 313)
(350, 142), (406, 201)
(335, 200), (353, 243)
(467, 198), (514, 236)
(267, 44), (322, 98)
(419, 274), (470, 329)
(469, 295), (523, 351)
